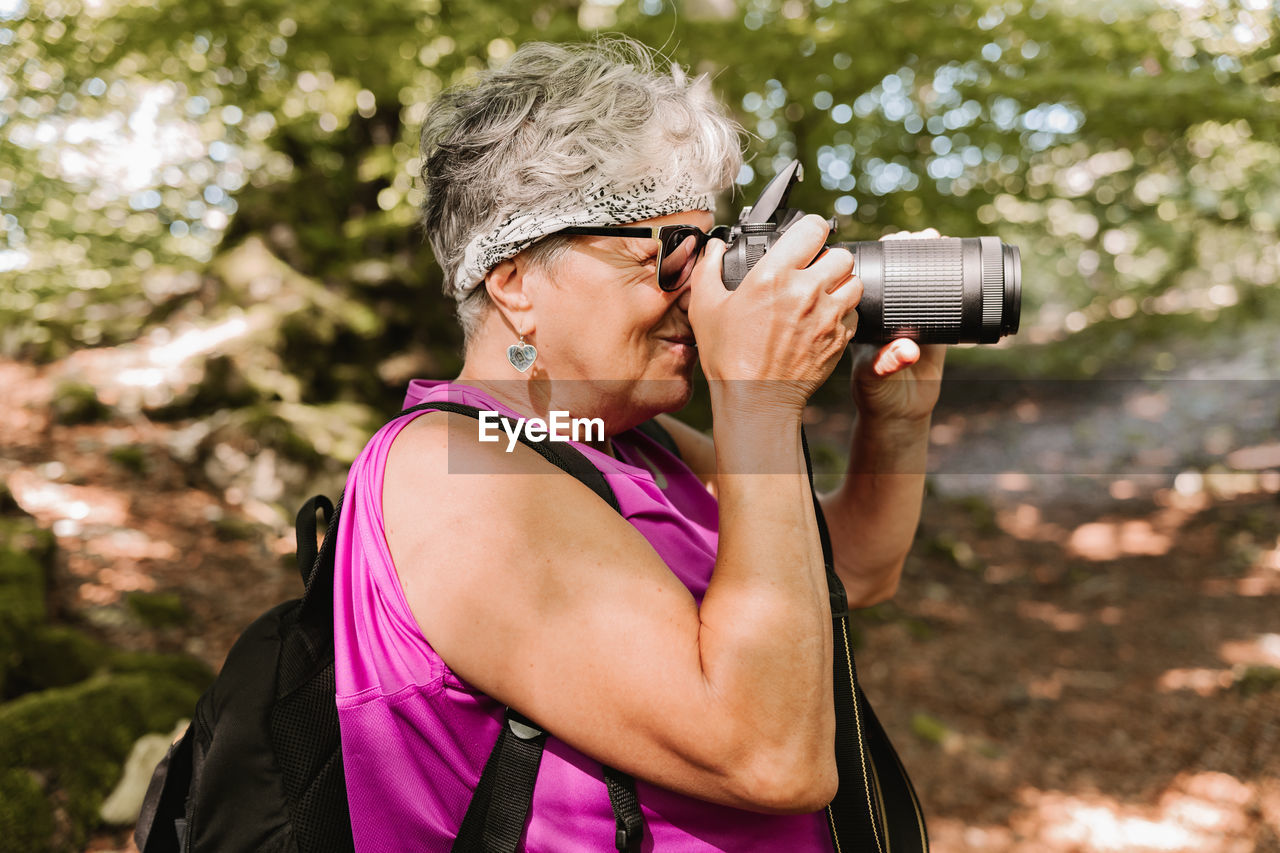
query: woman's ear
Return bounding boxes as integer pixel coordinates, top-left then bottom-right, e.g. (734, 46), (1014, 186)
(483, 257), (536, 335)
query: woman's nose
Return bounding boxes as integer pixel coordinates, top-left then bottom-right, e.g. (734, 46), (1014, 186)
(676, 282), (693, 312)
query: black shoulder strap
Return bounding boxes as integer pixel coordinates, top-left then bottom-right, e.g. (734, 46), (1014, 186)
(362, 401), (641, 852)
(633, 417), (681, 460)
(295, 494), (334, 586)
(452, 710), (547, 852)
(802, 429), (928, 853)
(297, 491), (345, 627)
(603, 765), (644, 851)
(402, 401), (621, 512)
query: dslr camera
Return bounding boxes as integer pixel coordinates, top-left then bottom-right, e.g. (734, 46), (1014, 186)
(722, 160), (1021, 344)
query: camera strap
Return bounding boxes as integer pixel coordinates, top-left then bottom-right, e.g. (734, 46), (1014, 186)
(802, 429), (930, 853)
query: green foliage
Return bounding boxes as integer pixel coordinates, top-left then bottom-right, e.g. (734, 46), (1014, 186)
(924, 530), (984, 572)
(49, 380), (111, 425)
(0, 483), (20, 515)
(1234, 664), (1280, 696)
(1, 0), (1276, 389)
(107, 443), (150, 474)
(947, 495), (999, 537)
(212, 514), (261, 541)
(910, 711), (951, 744)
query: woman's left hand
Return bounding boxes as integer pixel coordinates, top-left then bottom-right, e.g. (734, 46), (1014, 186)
(848, 228), (948, 424)
(849, 338), (946, 423)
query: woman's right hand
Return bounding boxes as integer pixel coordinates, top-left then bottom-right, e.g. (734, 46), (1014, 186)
(687, 214), (862, 416)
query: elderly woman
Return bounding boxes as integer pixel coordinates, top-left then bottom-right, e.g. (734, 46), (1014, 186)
(332, 39), (944, 851)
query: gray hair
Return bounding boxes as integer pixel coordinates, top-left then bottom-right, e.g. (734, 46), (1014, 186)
(418, 38), (744, 345)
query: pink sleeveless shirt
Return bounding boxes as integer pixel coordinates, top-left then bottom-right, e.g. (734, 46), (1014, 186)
(333, 379), (834, 851)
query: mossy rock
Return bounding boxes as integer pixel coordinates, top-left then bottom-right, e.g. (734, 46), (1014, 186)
(0, 536), (49, 626)
(5, 618), (212, 695)
(104, 649), (212, 688)
(0, 672), (205, 853)
(0, 518), (53, 697)
(125, 590), (191, 628)
(0, 515), (56, 577)
(3, 625), (108, 700)
(0, 767), (57, 853)
(49, 381), (111, 426)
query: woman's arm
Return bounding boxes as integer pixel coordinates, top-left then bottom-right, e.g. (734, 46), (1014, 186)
(386, 406), (833, 813)
(819, 340), (945, 608)
(818, 403), (932, 607)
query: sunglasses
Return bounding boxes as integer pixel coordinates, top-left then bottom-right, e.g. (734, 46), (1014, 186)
(557, 223), (731, 292)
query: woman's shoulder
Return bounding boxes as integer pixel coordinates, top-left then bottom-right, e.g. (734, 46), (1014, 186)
(376, 378), (532, 474)
(378, 403), (615, 551)
(387, 406), (559, 481)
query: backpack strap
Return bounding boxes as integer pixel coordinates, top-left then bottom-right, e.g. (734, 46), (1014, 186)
(402, 401), (621, 512)
(295, 494), (334, 586)
(452, 709), (547, 853)
(802, 430), (928, 853)
(632, 416), (681, 459)
(297, 491), (346, 628)
(603, 765), (644, 852)
(364, 401), (642, 852)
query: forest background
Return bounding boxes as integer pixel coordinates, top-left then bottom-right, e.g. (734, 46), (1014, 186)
(1, 0), (1278, 850)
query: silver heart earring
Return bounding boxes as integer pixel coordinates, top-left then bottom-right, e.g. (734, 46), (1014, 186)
(507, 334), (537, 373)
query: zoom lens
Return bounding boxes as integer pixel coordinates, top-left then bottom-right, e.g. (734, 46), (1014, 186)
(841, 236), (1021, 345)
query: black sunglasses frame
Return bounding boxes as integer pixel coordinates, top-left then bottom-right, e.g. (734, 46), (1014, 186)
(557, 224), (731, 291)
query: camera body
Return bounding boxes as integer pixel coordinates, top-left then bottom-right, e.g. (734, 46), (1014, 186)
(721, 160), (1021, 345)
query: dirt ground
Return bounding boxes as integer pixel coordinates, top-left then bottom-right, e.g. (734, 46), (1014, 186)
(2, 355), (1277, 852)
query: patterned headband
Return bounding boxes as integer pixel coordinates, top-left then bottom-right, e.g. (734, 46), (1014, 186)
(453, 172), (715, 300)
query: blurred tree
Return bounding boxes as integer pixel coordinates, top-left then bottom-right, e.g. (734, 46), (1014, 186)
(1, 0), (1277, 386)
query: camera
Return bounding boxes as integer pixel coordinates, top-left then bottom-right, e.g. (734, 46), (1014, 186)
(722, 160), (1021, 345)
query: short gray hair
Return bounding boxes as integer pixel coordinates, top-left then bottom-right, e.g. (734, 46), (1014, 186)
(418, 38), (744, 344)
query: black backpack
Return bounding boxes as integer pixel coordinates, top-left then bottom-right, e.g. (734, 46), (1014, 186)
(136, 402), (927, 853)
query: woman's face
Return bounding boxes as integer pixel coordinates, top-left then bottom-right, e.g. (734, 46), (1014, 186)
(527, 209), (712, 428)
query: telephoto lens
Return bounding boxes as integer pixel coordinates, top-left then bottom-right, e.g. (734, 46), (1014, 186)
(723, 232), (1021, 345)
(838, 236), (1021, 344)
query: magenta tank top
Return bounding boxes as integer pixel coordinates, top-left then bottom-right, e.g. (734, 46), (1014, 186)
(333, 379), (834, 851)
